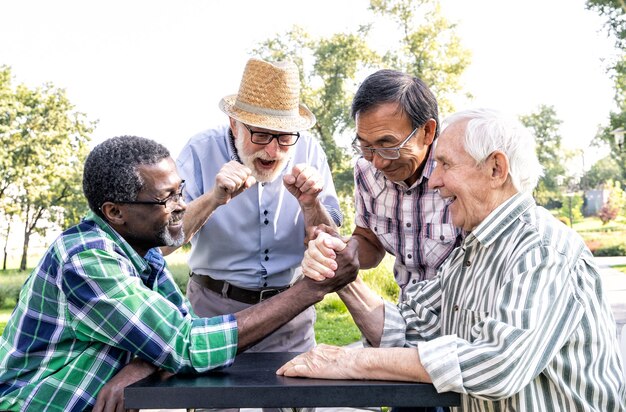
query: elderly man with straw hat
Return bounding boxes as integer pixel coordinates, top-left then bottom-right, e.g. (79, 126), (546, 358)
(163, 58), (342, 353)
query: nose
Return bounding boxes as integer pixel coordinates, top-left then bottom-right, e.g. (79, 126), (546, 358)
(371, 152), (391, 170)
(428, 164), (442, 190)
(263, 139), (281, 157)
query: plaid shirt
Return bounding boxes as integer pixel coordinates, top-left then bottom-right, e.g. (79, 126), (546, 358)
(0, 213), (237, 412)
(380, 194), (626, 411)
(354, 146), (461, 300)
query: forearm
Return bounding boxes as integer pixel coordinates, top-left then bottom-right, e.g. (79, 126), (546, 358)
(302, 199), (337, 232)
(352, 228), (386, 269)
(350, 347), (431, 382)
(235, 279), (325, 352)
(162, 190), (221, 255)
(337, 276), (385, 346)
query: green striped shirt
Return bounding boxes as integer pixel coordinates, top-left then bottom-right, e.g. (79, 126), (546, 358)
(0, 213), (238, 411)
(381, 193), (626, 411)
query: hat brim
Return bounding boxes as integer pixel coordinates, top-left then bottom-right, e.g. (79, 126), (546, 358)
(219, 95), (316, 133)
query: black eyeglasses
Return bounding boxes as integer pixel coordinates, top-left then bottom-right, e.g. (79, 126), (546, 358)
(243, 124), (300, 146)
(116, 181), (186, 212)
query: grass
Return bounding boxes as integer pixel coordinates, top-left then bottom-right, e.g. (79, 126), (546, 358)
(0, 249), (398, 346)
(3, 214), (624, 341)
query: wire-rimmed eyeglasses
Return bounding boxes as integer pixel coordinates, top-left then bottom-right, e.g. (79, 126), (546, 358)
(115, 181), (186, 212)
(352, 127), (419, 160)
(244, 124), (300, 146)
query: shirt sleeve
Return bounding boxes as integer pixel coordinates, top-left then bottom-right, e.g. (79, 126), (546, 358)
(416, 246), (587, 400)
(61, 248), (238, 374)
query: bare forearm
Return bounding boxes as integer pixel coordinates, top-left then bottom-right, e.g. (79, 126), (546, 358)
(235, 280), (325, 352)
(352, 228), (386, 269)
(347, 347), (431, 382)
(337, 276), (385, 346)
(162, 190), (221, 255)
(302, 199), (337, 232)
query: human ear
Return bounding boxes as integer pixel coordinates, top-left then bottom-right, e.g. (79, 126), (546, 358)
(100, 202), (125, 226)
(228, 117), (240, 137)
(422, 118), (437, 146)
(489, 151), (510, 186)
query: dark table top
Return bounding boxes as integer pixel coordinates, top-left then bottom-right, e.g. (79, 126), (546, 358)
(125, 352), (461, 409)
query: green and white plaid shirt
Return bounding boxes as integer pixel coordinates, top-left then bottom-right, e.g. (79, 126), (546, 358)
(380, 193), (626, 411)
(0, 213), (238, 411)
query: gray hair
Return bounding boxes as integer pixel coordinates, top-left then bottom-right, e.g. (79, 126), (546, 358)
(83, 135), (171, 218)
(442, 108), (543, 193)
(351, 69), (439, 138)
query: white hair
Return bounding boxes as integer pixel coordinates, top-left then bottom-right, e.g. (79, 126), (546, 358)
(441, 108), (543, 194)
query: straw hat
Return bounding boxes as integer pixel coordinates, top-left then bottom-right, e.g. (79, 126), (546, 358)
(219, 58), (316, 133)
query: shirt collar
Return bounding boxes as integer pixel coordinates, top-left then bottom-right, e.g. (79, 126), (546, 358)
(87, 211), (154, 279)
(470, 192), (535, 247)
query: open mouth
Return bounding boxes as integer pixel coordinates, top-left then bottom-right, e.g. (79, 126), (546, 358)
(256, 158), (277, 169)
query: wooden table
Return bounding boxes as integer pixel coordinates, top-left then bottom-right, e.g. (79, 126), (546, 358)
(125, 352), (460, 409)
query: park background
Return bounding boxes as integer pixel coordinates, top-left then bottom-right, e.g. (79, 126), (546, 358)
(1, 0), (626, 343)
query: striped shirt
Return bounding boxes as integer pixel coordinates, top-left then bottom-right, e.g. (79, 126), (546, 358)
(0, 213), (238, 412)
(380, 193), (626, 411)
(354, 146), (461, 300)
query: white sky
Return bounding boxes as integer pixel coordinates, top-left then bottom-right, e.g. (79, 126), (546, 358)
(0, 0), (619, 172)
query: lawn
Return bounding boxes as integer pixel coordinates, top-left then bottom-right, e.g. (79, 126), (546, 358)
(0, 249), (398, 346)
(2, 215), (624, 340)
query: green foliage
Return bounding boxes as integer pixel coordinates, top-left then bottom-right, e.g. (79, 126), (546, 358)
(253, 0), (470, 201)
(370, 0), (471, 116)
(519, 105), (570, 207)
(557, 193), (584, 226)
(0, 66), (95, 269)
(581, 156), (622, 190)
(0, 270), (28, 309)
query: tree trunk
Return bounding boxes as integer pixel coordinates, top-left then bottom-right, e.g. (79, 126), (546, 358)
(2, 218), (11, 271)
(20, 230), (30, 271)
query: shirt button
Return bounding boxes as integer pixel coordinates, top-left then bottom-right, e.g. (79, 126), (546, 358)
(453, 305), (459, 311)
(465, 260), (471, 267)
(412, 279), (417, 284)
(264, 256), (269, 261)
(264, 249), (269, 254)
(374, 227), (378, 232)
(264, 210), (268, 215)
(440, 235), (445, 241)
(264, 219), (269, 225)
(407, 254), (412, 259)
(406, 222), (411, 228)
(406, 190), (412, 195)
(263, 282), (268, 287)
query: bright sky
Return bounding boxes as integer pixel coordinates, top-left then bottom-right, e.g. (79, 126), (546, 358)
(0, 0), (619, 172)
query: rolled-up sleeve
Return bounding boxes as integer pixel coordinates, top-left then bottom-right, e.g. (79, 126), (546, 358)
(62, 249), (238, 374)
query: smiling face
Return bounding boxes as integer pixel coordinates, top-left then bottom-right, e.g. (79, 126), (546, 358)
(428, 120), (506, 232)
(114, 157), (186, 255)
(231, 119), (295, 183)
(355, 102), (436, 187)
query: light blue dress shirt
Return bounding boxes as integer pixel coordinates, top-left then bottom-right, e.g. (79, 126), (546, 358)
(177, 125), (342, 289)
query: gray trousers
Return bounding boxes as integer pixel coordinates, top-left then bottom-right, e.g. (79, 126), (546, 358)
(186, 278), (316, 352)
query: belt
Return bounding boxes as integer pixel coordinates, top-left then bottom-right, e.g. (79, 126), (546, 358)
(189, 272), (290, 305)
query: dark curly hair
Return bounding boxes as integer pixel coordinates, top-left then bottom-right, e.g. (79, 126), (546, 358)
(83, 135), (171, 218)
(351, 69), (440, 138)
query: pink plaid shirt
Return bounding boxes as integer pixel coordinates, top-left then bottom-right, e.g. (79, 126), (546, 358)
(354, 146), (461, 300)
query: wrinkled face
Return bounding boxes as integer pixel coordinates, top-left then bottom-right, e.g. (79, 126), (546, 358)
(231, 119), (295, 183)
(355, 102), (434, 187)
(428, 121), (493, 232)
(119, 158), (186, 255)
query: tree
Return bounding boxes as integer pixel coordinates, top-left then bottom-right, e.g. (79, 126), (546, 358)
(580, 155), (622, 189)
(519, 105), (568, 207)
(0, 67), (94, 270)
(586, 0), (626, 183)
(253, 0), (471, 232)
